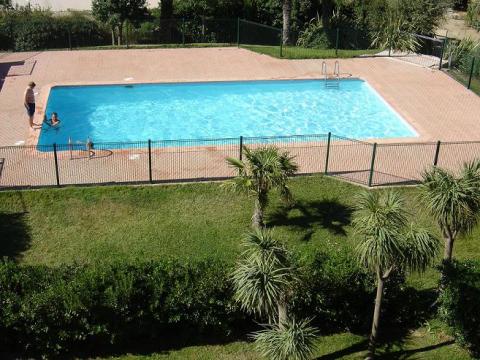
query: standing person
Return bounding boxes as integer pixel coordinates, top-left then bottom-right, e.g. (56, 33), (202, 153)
(23, 81), (37, 129)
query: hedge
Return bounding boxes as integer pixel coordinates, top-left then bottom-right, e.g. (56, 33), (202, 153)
(0, 10), (110, 51)
(439, 260), (480, 357)
(0, 250), (433, 358)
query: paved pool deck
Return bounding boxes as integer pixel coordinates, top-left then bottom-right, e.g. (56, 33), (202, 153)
(1, 47), (480, 147)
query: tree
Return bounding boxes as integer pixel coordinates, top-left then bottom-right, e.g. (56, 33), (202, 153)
(370, 4), (419, 54)
(225, 146), (298, 228)
(232, 229), (318, 360)
(282, 0), (291, 45)
(420, 161), (480, 263)
(353, 190), (439, 359)
(91, 0), (147, 46)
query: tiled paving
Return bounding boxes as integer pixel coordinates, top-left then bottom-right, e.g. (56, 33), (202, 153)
(1, 47), (480, 188)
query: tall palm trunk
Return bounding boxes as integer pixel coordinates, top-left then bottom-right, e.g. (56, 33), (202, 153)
(444, 235), (454, 262)
(282, 0), (291, 45)
(278, 293), (288, 329)
(366, 271), (385, 360)
(252, 191), (267, 228)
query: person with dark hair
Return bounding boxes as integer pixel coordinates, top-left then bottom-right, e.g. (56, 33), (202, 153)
(23, 81), (37, 129)
(50, 112), (61, 127)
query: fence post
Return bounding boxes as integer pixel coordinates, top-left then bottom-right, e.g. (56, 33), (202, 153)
(368, 143), (377, 187)
(67, 29), (72, 50)
(439, 37), (447, 70)
(324, 132), (331, 174)
(468, 57), (476, 90)
(279, 31), (283, 58)
(182, 18), (185, 45)
(53, 143), (60, 187)
(148, 139), (153, 183)
(433, 140), (441, 167)
(237, 18), (240, 47)
(335, 28), (339, 57)
(239, 136), (243, 160)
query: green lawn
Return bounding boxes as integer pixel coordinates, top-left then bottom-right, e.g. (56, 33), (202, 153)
(0, 176), (478, 359)
(242, 45), (380, 59)
(105, 325), (470, 359)
(0, 176), (477, 268)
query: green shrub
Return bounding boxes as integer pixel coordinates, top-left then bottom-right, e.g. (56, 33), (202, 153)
(0, 251), (421, 358)
(438, 260), (480, 357)
(0, 259), (245, 357)
(296, 20), (332, 49)
(0, 9), (110, 51)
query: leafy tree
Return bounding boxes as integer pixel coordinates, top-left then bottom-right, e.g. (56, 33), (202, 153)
(0, 0), (12, 11)
(420, 161), (480, 263)
(91, 0), (147, 45)
(232, 229), (318, 360)
(225, 146), (298, 228)
(353, 190), (439, 359)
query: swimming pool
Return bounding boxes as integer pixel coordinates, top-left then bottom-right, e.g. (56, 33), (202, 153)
(38, 79), (417, 146)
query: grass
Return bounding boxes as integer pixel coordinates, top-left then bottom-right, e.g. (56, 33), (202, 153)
(0, 176), (478, 359)
(242, 45), (380, 59)
(448, 69), (480, 96)
(0, 175), (477, 268)
(105, 323), (470, 359)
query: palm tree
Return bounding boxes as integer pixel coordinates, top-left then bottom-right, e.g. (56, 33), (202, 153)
(353, 191), (439, 360)
(225, 146), (298, 228)
(282, 0), (292, 45)
(419, 161), (480, 263)
(252, 318), (319, 360)
(232, 229), (318, 359)
(232, 229), (295, 324)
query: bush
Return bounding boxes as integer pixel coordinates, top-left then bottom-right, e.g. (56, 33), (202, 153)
(0, 250), (422, 358)
(0, 9), (110, 51)
(296, 19), (333, 49)
(438, 260), (480, 357)
(0, 259), (245, 357)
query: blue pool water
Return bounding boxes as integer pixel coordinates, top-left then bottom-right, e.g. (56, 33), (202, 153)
(38, 79), (416, 146)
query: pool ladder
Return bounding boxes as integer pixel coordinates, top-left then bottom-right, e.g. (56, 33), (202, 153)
(322, 61), (340, 89)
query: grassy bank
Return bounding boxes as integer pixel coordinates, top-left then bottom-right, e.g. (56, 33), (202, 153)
(242, 45), (380, 59)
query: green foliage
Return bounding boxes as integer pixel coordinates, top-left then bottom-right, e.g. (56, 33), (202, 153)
(467, 0), (480, 30)
(370, 6), (419, 52)
(0, 259), (244, 357)
(225, 146), (298, 227)
(445, 37), (480, 70)
(296, 19), (332, 49)
(252, 318), (319, 360)
(420, 161), (480, 260)
(438, 260), (480, 357)
(232, 229), (295, 322)
(353, 191), (439, 275)
(0, 8), (109, 51)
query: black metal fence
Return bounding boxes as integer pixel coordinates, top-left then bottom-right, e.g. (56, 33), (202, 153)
(1, 134), (479, 190)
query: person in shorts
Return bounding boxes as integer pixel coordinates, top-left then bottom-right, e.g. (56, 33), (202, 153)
(24, 81), (37, 128)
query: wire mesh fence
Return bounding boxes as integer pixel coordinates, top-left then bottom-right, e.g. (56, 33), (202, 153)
(2, 134), (480, 190)
(446, 53), (480, 95)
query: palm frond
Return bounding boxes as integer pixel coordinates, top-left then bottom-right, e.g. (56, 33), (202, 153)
(353, 191), (408, 273)
(252, 318), (319, 360)
(402, 226), (440, 273)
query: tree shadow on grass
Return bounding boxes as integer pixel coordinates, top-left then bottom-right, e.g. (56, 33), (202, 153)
(378, 340), (455, 359)
(315, 340), (368, 359)
(0, 212), (32, 261)
(268, 199), (353, 241)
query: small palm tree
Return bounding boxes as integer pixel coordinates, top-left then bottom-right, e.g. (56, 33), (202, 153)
(353, 191), (439, 360)
(225, 146), (298, 228)
(419, 161), (480, 263)
(371, 6), (419, 55)
(232, 229), (318, 359)
(253, 318), (319, 360)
